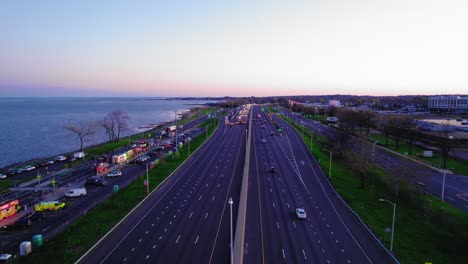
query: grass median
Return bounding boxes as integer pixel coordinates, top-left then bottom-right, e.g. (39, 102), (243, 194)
(279, 112), (468, 264)
(369, 133), (468, 175)
(21, 118), (219, 264)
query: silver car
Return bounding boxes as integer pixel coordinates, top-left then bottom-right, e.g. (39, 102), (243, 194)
(296, 208), (307, 219)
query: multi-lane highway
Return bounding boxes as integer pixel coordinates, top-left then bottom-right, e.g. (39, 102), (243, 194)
(244, 106), (395, 263)
(0, 115), (211, 253)
(81, 120), (247, 263)
(281, 108), (468, 212)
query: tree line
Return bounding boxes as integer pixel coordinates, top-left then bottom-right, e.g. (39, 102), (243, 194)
(63, 110), (130, 152)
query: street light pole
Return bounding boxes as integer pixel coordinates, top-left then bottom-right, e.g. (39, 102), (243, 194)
(379, 198), (396, 252)
(228, 197), (234, 264)
(323, 149), (332, 179)
(146, 162), (149, 194)
(175, 111), (178, 153)
(441, 171), (446, 201)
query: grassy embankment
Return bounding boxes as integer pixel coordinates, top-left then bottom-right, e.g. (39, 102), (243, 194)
(20, 117), (218, 264)
(368, 133), (468, 175)
(277, 110), (468, 264)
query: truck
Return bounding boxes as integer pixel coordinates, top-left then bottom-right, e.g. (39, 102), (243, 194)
(34, 201), (65, 212)
(95, 162), (109, 174)
(73, 152), (85, 159)
(112, 153), (127, 164)
(167, 125), (177, 132)
(0, 200), (20, 221)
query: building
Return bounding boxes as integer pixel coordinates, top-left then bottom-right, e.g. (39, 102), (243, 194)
(428, 96), (468, 112)
(329, 100), (342, 107)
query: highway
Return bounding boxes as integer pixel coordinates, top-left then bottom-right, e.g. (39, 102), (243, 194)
(244, 106), (395, 263)
(281, 108), (468, 212)
(0, 116), (210, 253)
(81, 120), (247, 263)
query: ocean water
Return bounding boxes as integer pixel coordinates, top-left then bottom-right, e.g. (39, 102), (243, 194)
(0, 97), (214, 168)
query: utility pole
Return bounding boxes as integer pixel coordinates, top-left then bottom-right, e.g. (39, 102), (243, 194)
(228, 197), (234, 264)
(146, 162), (149, 194)
(441, 171), (446, 201)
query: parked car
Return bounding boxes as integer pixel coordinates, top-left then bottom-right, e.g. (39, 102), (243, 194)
(0, 174), (6, 179)
(267, 166), (277, 173)
(261, 139), (267, 143)
(27, 212), (46, 222)
(295, 208), (307, 219)
(106, 170), (122, 178)
(85, 177), (108, 186)
(55, 156), (67, 161)
(148, 151), (158, 157)
(24, 165), (36, 171)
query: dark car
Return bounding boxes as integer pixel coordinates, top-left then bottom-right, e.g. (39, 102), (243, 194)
(4, 217), (31, 230)
(85, 177), (108, 186)
(148, 151), (158, 157)
(267, 166), (277, 173)
(28, 212), (46, 222)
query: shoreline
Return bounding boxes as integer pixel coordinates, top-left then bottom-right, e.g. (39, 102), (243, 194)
(0, 105), (207, 171)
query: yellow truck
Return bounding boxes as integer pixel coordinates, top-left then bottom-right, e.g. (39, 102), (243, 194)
(34, 201), (65, 212)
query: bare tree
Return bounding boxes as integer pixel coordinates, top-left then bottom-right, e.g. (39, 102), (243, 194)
(400, 116), (421, 155)
(434, 123), (456, 169)
(101, 110), (130, 142)
(64, 121), (97, 151)
(347, 136), (374, 189)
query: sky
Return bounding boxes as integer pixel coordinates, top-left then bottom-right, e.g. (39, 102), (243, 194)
(1, 0), (468, 97)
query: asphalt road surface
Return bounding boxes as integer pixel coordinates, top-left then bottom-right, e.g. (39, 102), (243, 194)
(81, 122), (246, 263)
(244, 106), (395, 264)
(281, 109), (468, 212)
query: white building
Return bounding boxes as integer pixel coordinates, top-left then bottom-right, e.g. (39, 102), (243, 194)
(428, 96), (468, 111)
(329, 100), (342, 107)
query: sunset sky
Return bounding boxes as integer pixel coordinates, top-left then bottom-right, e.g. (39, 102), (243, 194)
(1, 0), (467, 97)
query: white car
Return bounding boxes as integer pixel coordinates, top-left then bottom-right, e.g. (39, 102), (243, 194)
(106, 170), (122, 177)
(0, 174), (7, 179)
(261, 139), (267, 143)
(296, 208), (307, 219)
(55, 156), (67, 161)
(24, 165), (36, 171)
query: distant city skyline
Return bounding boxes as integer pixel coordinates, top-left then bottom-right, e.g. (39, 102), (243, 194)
(1, 0), (468, 97)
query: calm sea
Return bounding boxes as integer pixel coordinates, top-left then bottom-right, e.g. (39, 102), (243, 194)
(0, 97), (215, 168)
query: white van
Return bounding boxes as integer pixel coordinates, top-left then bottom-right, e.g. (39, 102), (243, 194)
(64, 188), (87, 198)
(422, 151), (433, 158)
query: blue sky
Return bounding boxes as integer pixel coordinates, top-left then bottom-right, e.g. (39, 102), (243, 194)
(1, 0), (468, 97)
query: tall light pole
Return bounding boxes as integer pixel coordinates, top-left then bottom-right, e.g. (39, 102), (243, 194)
(441, 171), (446, 201)
(323, 149), (332, 179)
(146, 162), (149, 194)
(310, 133), (313, 153)
(175, 110), (178, 153)
(378, 198), (396, 252)
(228, 197), (234, 264)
